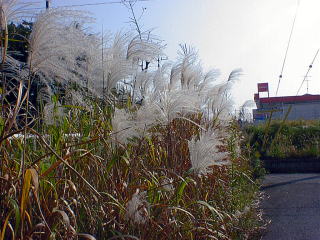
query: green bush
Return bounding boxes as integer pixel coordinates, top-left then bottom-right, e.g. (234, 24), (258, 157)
(245, 120), (320, 159)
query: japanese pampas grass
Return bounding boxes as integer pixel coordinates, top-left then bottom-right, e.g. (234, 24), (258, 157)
(0, 2), (262, 239)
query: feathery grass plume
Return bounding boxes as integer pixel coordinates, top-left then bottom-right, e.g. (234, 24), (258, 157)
(151, 62), (171, 91)
(28, 8), (92, 86)
(132, 70), (152, 99)
(198, 69), (221, 92)
(112, 86), (201, 144)
(112, 43), (239, 140)
(170, 45), (226, 114)
(43, 101), (64, 126)
(241, 99), (256, 109)
(130, 45), (218, 127)
(173, 46), (240, 123)
(145, 89), (200, 125)
(36, 84), (53, 104)
(0, 0), (33, 62)
(1, 51), (27, 78)
(208, 82), (234, 121)
(0, 0), (33, 26)
(73, 31), (107, 99)
(0, 3), (263, 239)
(102, 32), (134, 94)
(65, 89), (91, 110)
(127, 32), (163, 64)
(188, 128), (230, 175)
(133, 87), (200, 129)
(126, 189), (149, 225)
(60, 22), (101, 87)
(111, 106), (157, 146)
(174, 44), (219, 93)
(239, 100), (256, 122)
(111, 108), (141, 145)
(132, 62), (170, 102)
(206, 69), (242, 122)
(176, 45), (202, 89)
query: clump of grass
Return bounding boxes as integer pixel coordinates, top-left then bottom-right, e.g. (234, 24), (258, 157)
(0, 2), (263, 239)
(1, 109), (263, 239)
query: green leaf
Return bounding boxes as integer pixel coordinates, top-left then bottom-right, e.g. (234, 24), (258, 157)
(196, 200), (224, 221)
(9, 199), (20, 235)
(175, 177), (190, 205)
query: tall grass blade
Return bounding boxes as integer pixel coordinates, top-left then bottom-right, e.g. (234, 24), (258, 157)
(0, 210), (13, 240)
(20, 169), (32, 223)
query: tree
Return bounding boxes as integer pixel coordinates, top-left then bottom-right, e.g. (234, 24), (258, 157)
(7, 21), (32, 62)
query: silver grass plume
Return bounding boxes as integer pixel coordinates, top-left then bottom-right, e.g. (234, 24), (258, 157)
(240, 99), (256, 109)
(111, 108), (142, 145)
(126, 189), (149, 225)
(142, 89), (200, 125)
(0, 0), (33, 30)
(43, 101), (64, 126)
(207, 69), (242, 121)
(0, 0), (32, 66)
(126, 32), (163, 63)
(65, 89), (92, 111)
(112, 44), (240, 144)
(176, 44), (200, 89)
(188, 129), (230, 175)
(239, 100), (255, 122)
(102, 32), (133, 94)
(28, 8), (92, 86)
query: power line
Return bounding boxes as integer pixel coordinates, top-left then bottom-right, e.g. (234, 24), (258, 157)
(296, 49), (319, 95)
(26, 0), (149, 10)
(275, 0), (300, 96)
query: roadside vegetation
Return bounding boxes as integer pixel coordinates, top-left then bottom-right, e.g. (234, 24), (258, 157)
(245, 120), (320, 160)
(0, 1), (263, 239)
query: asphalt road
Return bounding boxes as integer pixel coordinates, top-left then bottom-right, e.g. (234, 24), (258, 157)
(261, 174), (320, 240)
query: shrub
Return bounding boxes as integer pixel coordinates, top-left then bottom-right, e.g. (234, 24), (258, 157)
(245, 120), (320, 159)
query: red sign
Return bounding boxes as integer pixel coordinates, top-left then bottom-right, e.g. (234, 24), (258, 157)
(258, 83), (269, 92)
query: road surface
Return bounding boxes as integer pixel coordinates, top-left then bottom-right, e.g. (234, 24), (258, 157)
(261, 174), (320, 240)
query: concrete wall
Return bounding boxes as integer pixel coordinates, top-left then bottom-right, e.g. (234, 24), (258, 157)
(263, 158), (320, 173)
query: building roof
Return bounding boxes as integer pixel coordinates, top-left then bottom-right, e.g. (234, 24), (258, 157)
(259, 94), (320, 104)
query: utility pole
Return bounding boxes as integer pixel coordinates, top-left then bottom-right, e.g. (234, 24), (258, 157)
(46, 0), (50, 9)
(305, 76), (311, 94)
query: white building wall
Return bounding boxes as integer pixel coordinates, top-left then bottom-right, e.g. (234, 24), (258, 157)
(254, 101), (320, 121)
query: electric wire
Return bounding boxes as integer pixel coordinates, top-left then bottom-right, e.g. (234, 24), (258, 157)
(24, 0), (150, 10)
(296, 49), (319, 95)
(275, 0), (300, 96)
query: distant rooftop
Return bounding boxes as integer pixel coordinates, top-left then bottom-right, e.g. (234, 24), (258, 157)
(258, 94), (320, 104)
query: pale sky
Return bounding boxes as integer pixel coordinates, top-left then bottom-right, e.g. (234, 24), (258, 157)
(28, 0), (320, 108)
